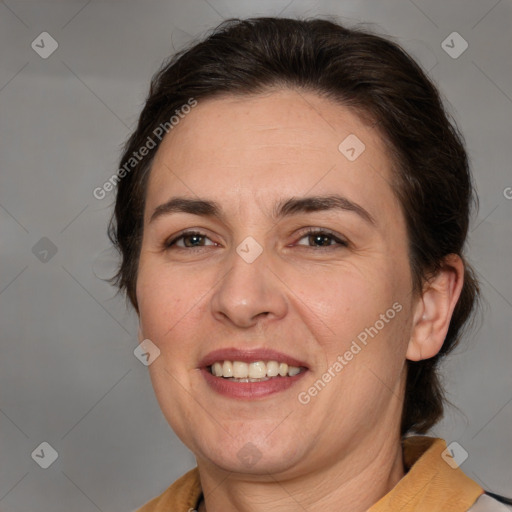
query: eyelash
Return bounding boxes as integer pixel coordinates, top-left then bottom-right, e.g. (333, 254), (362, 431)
(164, 228), (348, 250)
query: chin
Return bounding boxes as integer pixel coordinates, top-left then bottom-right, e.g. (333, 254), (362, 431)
(194, 433), (308, 477)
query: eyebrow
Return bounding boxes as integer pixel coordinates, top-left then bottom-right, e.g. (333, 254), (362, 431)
(149, 194), (376, 226)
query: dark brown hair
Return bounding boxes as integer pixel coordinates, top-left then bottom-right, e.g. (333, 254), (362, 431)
(108, 16), (479, 435)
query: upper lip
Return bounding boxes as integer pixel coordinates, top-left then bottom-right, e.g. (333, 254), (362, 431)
(199, 348), (309, 369)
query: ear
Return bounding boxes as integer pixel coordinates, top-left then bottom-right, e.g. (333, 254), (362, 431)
(406, 254), (465, 361)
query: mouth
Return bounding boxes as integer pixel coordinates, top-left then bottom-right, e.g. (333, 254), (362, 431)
(199, 348), (309, 399)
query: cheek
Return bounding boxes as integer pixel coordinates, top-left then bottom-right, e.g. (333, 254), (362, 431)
(136, 261), (191, 346)
(293, 263), (401, 346)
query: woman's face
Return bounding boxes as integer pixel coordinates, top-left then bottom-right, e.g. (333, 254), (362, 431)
(136, 89), (417, 477)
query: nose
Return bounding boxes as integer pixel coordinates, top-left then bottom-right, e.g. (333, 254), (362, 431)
(210, 247), (288, 329)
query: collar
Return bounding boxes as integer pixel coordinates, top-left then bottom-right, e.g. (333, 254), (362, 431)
(137, 436), (483, 511)
(368, 436), (483, 511)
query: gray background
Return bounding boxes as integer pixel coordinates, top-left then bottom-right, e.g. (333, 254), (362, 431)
(0, 0), (511, 510)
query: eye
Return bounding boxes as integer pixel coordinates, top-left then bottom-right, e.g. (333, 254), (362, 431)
(165, 230), (217, 249)
(164, 228), (347, 250)
(295, 228), (348, 248)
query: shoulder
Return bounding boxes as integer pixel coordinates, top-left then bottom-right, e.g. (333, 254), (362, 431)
(135, 467), (202, 512)
(468, 494), (512, 512)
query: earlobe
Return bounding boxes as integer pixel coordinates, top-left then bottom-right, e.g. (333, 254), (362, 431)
(406, 254), (465, 362)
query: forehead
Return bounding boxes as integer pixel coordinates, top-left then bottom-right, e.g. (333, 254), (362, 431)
(145, 88), (397, 222)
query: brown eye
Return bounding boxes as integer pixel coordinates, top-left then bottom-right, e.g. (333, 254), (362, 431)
(296, 229), (348, 248)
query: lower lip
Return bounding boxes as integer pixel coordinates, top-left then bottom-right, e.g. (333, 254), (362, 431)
(201, 367), (308, 399)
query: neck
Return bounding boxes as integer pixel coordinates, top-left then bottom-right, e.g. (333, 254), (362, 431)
(196, 433), (405, 512)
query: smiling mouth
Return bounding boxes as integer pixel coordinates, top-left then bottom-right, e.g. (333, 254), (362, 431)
(208, 360), (306, 382)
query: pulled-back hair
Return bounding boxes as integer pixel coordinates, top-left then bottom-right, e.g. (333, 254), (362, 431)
(108, 17), (479, 435)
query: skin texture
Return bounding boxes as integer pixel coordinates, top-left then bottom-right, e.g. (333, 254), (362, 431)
(136, 89), (464, 512)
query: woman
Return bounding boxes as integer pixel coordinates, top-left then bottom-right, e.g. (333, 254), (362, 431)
(108, 17), (511, 512)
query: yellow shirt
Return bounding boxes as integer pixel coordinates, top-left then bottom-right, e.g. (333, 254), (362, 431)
(136, 436), (484, 512)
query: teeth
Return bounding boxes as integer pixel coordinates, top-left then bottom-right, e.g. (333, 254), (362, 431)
(288, 366), (301, 376)
(209, 360), (303, 379)
(212, 362), (223, 377)
(230, 377), (271, 383)
(222, 361), (233, 377)
(249, 361), (266, 379)
(233, 361), (248, 378)
(266, 361), (279, 377)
